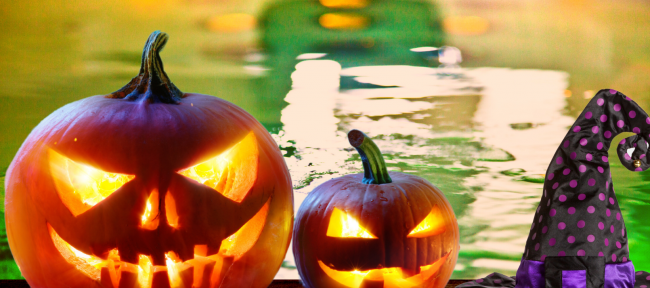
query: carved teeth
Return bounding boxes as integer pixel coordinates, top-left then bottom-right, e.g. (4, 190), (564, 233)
(49, 224), (237, 288)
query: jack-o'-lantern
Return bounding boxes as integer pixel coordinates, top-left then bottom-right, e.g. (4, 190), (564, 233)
(293, 130), (459, 288)
(4, 31), (293, 288)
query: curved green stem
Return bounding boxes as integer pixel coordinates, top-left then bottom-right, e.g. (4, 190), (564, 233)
(348, 129), (392, 184)
(107, 31), (183, 104)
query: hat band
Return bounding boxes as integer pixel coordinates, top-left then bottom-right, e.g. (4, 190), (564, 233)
(514, 258), (635, 288)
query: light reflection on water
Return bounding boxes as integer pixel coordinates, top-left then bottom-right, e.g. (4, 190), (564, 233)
(274, 62), (571, 279)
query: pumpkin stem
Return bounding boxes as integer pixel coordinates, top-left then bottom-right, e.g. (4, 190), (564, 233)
(107, 31), (184, 104)
(348, 129), (392, 184)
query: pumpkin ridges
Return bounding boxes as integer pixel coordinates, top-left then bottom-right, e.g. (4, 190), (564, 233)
(5, 165), (102, 288)
(304, 175), (453, 272)
(400, 178), (438, 268)
(421, 182), (459, 286)
(294, 142), (458, 288)
(11, 117), (292, 285)
(294, 177), (343, 288)
(11, 94), (284, 263)
(394, 182), (420, 273)
(38, 94), (253, 174)
(419, 183), (449, 266)
(382, 184), (405, 271)
(360, 180), (387, 267)
(421, 187), (439, 267)
(219, 141), (293, 288)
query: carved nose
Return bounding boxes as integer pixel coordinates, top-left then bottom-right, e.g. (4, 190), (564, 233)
(141, 189), (179, 230)
(141, 189), (160, 230)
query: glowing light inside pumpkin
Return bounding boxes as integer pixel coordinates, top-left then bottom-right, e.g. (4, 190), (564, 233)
(166, 252), (182, 287)
(326, 207), (376, 238)
(193, 245), (208, 287)
(219, 199), (270, 258)
(407, 206), (447, 238)
(318, 252), (450, 288)
(137, 255), (154, 288)
(165, 192), (179, 228)
(48, 131), (269, 285)
(49, 150), (134, 216)
(48, 223), (119, 281)
(179, 132), (258, 203)
(142, 201), (152, 223)
(140, 190), (160, 230)
(49, 209), (271, 288)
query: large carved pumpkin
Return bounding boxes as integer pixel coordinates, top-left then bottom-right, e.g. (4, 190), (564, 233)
(4, 31), (293, 288)
(293, 130), (459, 288)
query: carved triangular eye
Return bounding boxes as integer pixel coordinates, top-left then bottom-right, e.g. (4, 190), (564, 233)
(49, 150), (134, 217)
(326, 207), (377, 239)
(407, 206), (446, 238)
(178, 132), (258, 203)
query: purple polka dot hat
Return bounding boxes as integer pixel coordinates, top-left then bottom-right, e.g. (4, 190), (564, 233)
(458, 89), (650, 288)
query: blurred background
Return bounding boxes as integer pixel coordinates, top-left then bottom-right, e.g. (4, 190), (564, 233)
(1, 0), (650, 281)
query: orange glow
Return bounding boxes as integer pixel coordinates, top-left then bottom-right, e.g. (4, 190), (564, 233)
(165, 251), (195, 288)
(193, 245), (208, 287)
(319, 13), (369, 30)
(207, 254), (234, 287)
(443, 16), (489, 36)
(219, 198), (270, 259)
(165, 192), (179, 228)
(165, 252), (182, 287)
(418, 253), (449, 281)
(318, 253), (450, 288)
(140, 191), (160, 230)
(141, 190), (160, 230)
(48, 139), (270, 284)
(49, 149), (134, 216)
(318, 261), (368, 288)
(408, 206), (447, 238)
(564, 90), (573, 98)
(48, 224), (267, 287)
(206, 13), (256, 33)
(319, 0), (368, 8)
(326, 208), (376, 239)
(48, 223), (105, 280)
(137, 255), (154, 288)
(179, 132), (259, 203)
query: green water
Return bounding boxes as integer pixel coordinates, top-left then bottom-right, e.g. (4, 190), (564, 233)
(2, 0), (650, 282)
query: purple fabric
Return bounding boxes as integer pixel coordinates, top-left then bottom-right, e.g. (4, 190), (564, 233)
(605, 260), (635, 288)
(515, 259), (545, 288)
(562, 270), (587, 288)
(454, 269), (649, 288)
(513, 259), (635, 288)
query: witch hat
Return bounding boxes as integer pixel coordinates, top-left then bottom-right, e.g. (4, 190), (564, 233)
(458, 89), (650, 288)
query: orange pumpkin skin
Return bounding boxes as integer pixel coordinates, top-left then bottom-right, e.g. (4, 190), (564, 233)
(293, 131), (459, 288)
(5, 32), (293, 288)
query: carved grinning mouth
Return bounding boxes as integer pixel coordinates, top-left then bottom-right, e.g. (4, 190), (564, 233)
(47, 197), (270, 288)
(317, 251), (451, 288)
(318, 203), (454, 288)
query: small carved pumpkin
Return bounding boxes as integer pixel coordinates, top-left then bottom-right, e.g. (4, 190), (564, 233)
(293, 130), (459, 288)
(4, 31), (293, 288)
